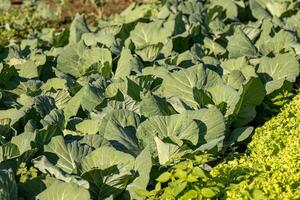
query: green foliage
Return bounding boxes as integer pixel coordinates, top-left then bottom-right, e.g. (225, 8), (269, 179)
(16, 162), (38, 183)
(148, 93), (300, 199)
(211, 93), (300, 199)
(138, 154), (225, 199)
(0, 0), (299, 199)
(0, 0), (11, 12)
(0, 4), (60, 46)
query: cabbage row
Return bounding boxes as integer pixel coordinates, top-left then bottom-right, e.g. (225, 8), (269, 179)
(0, 0), (300, 199)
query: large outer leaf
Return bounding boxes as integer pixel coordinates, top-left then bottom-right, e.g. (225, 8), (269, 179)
(140, 93), (175, 117)
(63, 88), (84, 120)
(140, 94), (163, 117)
(57, 41), (112, 78)
(118, 3), (153, 24)
(40, 109), (65, 129)
(0, 108), (26, 125)
(75, 119), (100, 135)
(80, 83), (106, 112)
(42, 78), (68, 92)
(79, 134), (111, 149)
(0, 143), (19, 162)
(34, 95), (57, 118)
(69, 14), (90, 43)
(208, 77), (265, 127)
(161, 64), (221, 108)
(82, 32), (115, 47)
(14, 60), (41, 79)
(220, 56), (256, 78)
(203, 38), (226, 56)
(208, 84), (240, 117)
(125, 147), (152, 199)
(249, 0), (270, 20)
(225, 126), (254, 147)
(80, 147), (135, 198)
(37, 180), (90, 200)
(99, 109), (141, 156)
(136, 43), (164, 62)
(257, 53), (300, 94)
(33, 156), (89, 189)
(45, 90), (71, 110)
(82, 167), (134, 199)
(258, 30), (296, 55)
(233, 77), (266, 127)
(115, 48), (143, 78)
(11, 132), (35, 154)
(211, 0), (238, 19)
(154, 136), (183, 165)
(44, 136), (92, 174)
(63, 83), (105, 120)
(227, 28), (257, 58)
(0, 169), (17, 200)
(224, 70), (246, 90)
(130, 21), (172, 49)
(136, 114), (199, 157)
(104, 94), (140, 115)
(182, 106), (226, 146)
(80, 146), (135, 173)
(266, 1), (289, 17)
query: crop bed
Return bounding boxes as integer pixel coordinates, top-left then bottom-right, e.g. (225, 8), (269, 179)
(0, 0), (300, 199)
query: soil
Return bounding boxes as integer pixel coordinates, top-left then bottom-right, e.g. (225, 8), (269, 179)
(11, 0), (146, 19)
(11, 0), (147, 27)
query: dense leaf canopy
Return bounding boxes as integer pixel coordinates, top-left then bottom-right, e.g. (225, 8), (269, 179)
(0, 0), (299, 199)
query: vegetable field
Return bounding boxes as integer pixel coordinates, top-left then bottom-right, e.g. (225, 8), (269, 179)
(0, 0), (299, 199)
